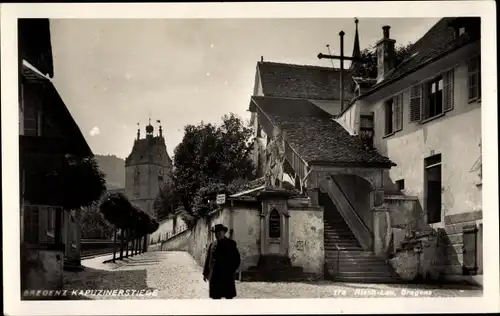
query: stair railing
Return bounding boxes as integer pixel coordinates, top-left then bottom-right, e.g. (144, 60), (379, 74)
(335, 244), (341, 278)
(327, 177), (373, 250)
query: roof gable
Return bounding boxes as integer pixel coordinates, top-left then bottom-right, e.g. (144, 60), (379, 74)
(257, 61), (354, 101)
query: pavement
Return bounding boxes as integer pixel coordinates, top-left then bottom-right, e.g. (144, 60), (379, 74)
(63, 251), (483, 300)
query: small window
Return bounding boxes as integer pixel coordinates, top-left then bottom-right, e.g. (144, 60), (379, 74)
(459, 27), (466, 36)
(133, 169), (140, 198)
(424, 76), (444, 120)
(269, 209), (281, 238)
(384, 99), (394, 135)
(468, 57), (481, 101)
(257, 123), (263, 138)
(396, 179), (405, 191)
(384, 95), (403, 135)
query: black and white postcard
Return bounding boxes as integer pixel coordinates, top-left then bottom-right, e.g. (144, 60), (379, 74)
(1, 1), (498, 315)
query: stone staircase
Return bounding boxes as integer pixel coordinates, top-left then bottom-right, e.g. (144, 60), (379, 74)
(321, 193), (402, 283)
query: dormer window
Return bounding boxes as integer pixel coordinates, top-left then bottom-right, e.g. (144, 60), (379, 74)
(459, 27), (466, 36)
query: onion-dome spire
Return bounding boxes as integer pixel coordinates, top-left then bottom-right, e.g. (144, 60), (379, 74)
(146, 118), (154, 136)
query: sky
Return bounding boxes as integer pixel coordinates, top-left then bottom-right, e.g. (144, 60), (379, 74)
(49, 18), (440, 159)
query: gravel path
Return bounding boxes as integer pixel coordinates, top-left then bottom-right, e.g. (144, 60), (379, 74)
(63, 251), (482, 300)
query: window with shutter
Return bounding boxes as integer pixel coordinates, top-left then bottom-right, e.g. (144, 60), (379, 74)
(384, 98), (394, 135)
(385, 94), (403, 136)
(393, 94), (403, 132)
(443, 69), (454, 112)
(468, 57), (481, 101)
(409, 85), (422, 122)
(423, 75), (444, 120)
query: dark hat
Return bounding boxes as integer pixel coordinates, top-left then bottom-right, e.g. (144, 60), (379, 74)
(212, 224), (228, 233)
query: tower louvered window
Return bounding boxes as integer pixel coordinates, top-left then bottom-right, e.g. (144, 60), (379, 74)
(133, 168), (140, 198)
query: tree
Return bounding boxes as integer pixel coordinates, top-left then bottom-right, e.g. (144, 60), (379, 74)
(80, 201), (114, 239)
(357, 42), (414, 79)
(63, 156), (107, 210)
(170, 113), (255, 226)
(153, 182), (177, 220)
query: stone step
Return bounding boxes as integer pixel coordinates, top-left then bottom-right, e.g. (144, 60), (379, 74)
(325, 248), (364, 252)
(335, 271), (399, 277)
(324, 239), (359, 244)
(324, 233), (356, 238)
(325, 256), (389, 263)
(332, 276), (403, 284)
(323, 224), (352, 230)
(324, 228), (353, 233)
(327, 263), (397, 273)
(325, 250), (386, 264)
(325, 244), (363, 249)
(324, 224), (351, 229)
(324, 239), (360, 247)
(325, 250), (379, 257)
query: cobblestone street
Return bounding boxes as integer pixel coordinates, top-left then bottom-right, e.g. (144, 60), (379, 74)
(63, 251), (483, 299)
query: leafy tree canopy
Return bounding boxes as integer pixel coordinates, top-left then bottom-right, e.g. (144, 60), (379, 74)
(356, 42), (413, 78)
(63, 156), (107, 210)
(155, 113), (256, 227)
(81, 201), (114, 239)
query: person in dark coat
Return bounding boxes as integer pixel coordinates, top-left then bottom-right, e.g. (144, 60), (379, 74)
(203, 224), (241, 299)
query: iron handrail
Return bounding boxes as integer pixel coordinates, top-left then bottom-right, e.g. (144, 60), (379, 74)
(335, 244), (341, 277)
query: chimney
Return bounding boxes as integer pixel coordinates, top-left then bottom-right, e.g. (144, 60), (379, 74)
(376, 25), (396, 83)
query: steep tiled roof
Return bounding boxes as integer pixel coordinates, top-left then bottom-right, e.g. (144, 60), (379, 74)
(125, 136), (172, 167)
(367, 17), (480, 93)
(252, 96), (394, 167)
(257, 61), (354, 100)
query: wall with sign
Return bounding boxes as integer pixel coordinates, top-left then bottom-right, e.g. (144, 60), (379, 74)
(288, 206), (324, 275)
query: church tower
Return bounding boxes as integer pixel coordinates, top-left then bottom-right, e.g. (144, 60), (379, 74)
(125, 119), (173, 218)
